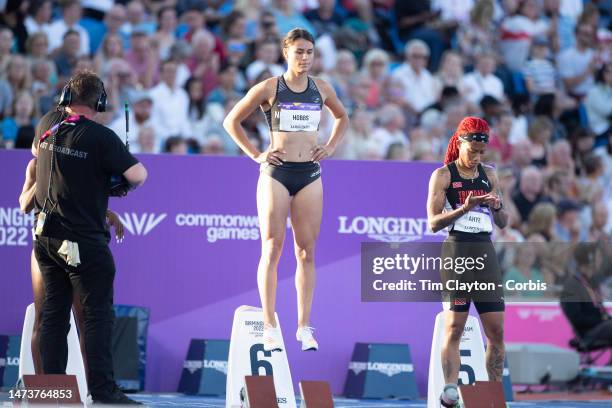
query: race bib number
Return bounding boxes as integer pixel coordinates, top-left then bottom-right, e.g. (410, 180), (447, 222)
(453, 207), (493, 234)
(278, 102), (320, 132)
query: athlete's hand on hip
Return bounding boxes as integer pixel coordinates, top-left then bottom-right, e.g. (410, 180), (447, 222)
(255, 148), (286, 165)
(107, 210), (124, 242)
(311, 144), (334, 162)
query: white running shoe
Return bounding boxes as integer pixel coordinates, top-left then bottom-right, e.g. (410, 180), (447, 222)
(262, 324), (283, 352)
(440, 383), (460, 408)
(296, 326), (318, 351)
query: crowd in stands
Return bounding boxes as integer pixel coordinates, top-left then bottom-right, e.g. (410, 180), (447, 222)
(0, 0), (611, 257)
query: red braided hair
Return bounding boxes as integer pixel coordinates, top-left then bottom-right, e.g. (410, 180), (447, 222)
(443, 116), (490, 165)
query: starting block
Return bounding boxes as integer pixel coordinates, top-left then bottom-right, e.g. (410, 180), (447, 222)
(242, 375), (279, 408)
(299, 380), (334, 408)
(226, 306), (296, 408)
(459, 381), (506, 408)
(18, 303), (88, 404)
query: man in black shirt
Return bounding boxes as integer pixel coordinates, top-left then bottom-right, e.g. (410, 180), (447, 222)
(561, 244), (612, 349)
(34, 70), (147, 405)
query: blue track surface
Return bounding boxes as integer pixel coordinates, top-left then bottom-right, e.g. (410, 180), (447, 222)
(3, 393), (611, 407)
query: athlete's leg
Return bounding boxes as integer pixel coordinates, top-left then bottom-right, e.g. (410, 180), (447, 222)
(31, 250), (44, 374)
(257, 172), (291, 327)
(290, 178), (323, 328)
(441, 310), (469, 384)
(480, 311), (505, 381)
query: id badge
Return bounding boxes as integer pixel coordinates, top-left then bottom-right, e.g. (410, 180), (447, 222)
(35, 212), (47, 236)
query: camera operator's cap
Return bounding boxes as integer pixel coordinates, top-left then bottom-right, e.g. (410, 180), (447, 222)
(129, 89), (152, 104)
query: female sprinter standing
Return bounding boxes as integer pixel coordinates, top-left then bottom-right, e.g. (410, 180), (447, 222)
(224, 28), (348, 352)
(426, 117), (508, 407)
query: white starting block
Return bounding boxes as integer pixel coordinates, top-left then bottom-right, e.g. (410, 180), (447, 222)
(427, 311), (488, 408)
(226, 305), (297, 408)
(18, 303), (88, 404)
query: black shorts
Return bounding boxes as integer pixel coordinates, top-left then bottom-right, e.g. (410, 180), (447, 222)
(260, 161), (321, 196)
(440, 232), (505, 314)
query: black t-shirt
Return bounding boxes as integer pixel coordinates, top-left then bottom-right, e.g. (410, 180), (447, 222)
(35, 115), (138, 245)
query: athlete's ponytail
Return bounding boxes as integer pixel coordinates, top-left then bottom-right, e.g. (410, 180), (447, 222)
(443, 116), (490, 165)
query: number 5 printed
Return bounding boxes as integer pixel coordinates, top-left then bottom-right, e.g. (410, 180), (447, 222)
(458, 349), (476, 385)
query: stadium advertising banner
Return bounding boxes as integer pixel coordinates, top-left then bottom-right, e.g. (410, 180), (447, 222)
(0, 150), (583, 395)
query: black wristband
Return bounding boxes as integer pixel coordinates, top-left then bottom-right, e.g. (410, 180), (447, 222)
(493, 202), (504, 212)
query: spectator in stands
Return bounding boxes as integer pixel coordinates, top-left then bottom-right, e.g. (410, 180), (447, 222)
(525, 202), (557, 241)
(187, 30), (221, 97)
(336, 108), (378, 160)
(164, 135), (188, 154)
(513, 165), (548, 223)
(480, 95), (504, 127)
(577, 153), (604, 203)
(542, 0), (575, 52)
(207, 62), (243, 105)
(136, 126), (159, 154)
(24, 0), (53, 36)
(460, 51), (504, 105)
(109, 89), (158, 153)
(584, 63), (612, 140)
(98, 4), (128, 54)
(5, 54), (31, 96)
(505, 244), (547, 297)
(523, 35), (558, 95)
(25, 32), (50, 61)
(457, 0), (496, 67)
(153, 7), (178, 60)
(232, 0), (264, 41)
(94, 33), (125, 79)
(150, 59), (191, 140)
(361, 48), (390, 110)
(568, 127), (596, 174)
(371, 104), (408, 157)
(329, 49), (356, 104)
(0, 28), (14, 74)
(125, 30), (158, 89)
(588, 201), (610, 242)
(394, 0), (445, 70)
(556, 199), (587, 242)
(558, 22), (599, 98)
(53, 30), (80, 84)
(527, 116), (554, 167)
(246, 38), (284, 85)
(47, 0), (90, 56)
(122, 0), (155, 37)
(385, 142), (411, 161)
(304, 0), (345, 37)
(1, 91), (36, 149)
(256, 10), (281, 43)
(271, 0), (315, 36)
(545, 169), (573, 205)
(0, 0), (28, 53)
(433, 51), (463, 99)
(533, 92), (570, 141)
(392, 40), (437, 114)
(489, 110), (514, 164)
(499, 0), (550, 71)
(561, 243), (611, 349)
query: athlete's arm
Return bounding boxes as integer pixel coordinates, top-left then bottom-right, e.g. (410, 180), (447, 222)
(312, 79), (349, 161)
(223, 78), (283, 164)
(483, 167), (508, 229)
(19, 158), (37, 213)
(427, 167), (491, 233)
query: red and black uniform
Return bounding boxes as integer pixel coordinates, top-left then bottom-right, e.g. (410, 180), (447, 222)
(440, 161), (505, 314)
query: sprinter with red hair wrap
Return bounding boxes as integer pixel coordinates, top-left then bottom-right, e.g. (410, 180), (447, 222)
(427, 116), (509, 407)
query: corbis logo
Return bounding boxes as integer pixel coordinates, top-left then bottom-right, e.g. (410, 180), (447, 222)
(348, 361), (413, 377)
(338, 215), (442, 242)
(118, 213), (167, 236)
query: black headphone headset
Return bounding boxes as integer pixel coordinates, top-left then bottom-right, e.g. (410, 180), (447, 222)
(58, 77), (108, 112)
